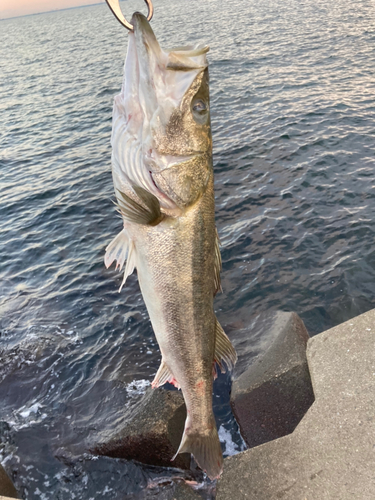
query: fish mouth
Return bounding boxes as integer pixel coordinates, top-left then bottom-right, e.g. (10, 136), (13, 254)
(116, 14), (173, 208)
(124, 13), (163, 119)
(131, 12), (161, 59)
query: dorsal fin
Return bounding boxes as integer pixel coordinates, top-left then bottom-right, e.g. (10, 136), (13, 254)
(214, 318), (237, 374)
(214, 228), (222, 295)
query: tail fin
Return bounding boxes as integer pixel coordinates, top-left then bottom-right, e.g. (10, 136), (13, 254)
(172, 417), (223, 480)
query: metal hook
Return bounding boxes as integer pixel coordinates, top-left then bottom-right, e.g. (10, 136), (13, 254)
(105, 0), (154, 31)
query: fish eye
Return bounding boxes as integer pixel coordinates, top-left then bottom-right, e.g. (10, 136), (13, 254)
(192, 99), (207, 114)
(192, 99), (209, 124)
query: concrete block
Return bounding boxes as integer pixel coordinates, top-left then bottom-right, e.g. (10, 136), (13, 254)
(91, 387), (189, 469)
(217, 308), (375, 500)
(172, 482), (202, 499)
(230, 311), (314, 447)
(0, 465), (17, 498)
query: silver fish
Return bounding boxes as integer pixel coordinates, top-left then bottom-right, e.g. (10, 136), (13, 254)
(105, 13), (237, 480)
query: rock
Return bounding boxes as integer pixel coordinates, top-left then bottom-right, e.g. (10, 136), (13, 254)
(217, 308), (375, 500)
(91, 387), (190, 469)
(0, 464), (18, 498)
(230, 310), (315, 448)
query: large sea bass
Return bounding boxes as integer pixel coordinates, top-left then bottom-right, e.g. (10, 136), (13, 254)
(105, 12), (237, 480)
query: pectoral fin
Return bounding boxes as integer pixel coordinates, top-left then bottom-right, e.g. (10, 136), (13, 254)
(214, 319), (237, 374)
(116, 186), (164, 226)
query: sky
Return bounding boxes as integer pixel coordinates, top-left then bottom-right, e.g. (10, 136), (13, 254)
(0, 0), (106, 20)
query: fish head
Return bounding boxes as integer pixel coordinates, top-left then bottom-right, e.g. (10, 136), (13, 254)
(113, 13), (212, 210)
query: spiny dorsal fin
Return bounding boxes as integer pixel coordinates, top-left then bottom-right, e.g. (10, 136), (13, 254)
(116, 186), (164, 226)
(214, 318), (237, 374)
(214, 228), (222, 295)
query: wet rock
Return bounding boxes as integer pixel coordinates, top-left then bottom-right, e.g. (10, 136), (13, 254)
(91, 387), (189, 469)
(230, 310), (314, 447)
(218, 309), (375, 500)
(0, 464), (18, 498)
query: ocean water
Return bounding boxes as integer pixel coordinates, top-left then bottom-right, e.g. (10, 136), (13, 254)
(0, 0), (374, 497)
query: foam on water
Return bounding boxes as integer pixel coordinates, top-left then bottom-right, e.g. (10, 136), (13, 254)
(218, 425), (246, 457)
(125, 378), (151, 397)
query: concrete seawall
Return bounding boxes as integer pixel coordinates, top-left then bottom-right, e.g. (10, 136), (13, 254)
(1, 309), (374, 499)
(217, 308), (375, 499)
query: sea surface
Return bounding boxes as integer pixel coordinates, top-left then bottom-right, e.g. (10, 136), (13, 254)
(0, 0), (374, 498)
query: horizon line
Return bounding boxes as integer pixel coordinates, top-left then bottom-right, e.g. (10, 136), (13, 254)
(0, 1), (109, 22)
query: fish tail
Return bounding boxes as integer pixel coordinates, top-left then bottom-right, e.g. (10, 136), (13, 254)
(172, 416), (223, 480)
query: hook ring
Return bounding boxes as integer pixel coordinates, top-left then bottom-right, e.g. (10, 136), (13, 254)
(105, 0), (153, 31)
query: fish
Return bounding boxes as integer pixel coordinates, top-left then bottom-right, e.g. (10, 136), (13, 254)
(104, 12), (237, 480)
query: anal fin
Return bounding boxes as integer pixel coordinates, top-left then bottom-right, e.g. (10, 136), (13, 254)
(214, 318), (237, 374)
(152, 360), (180, 389)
